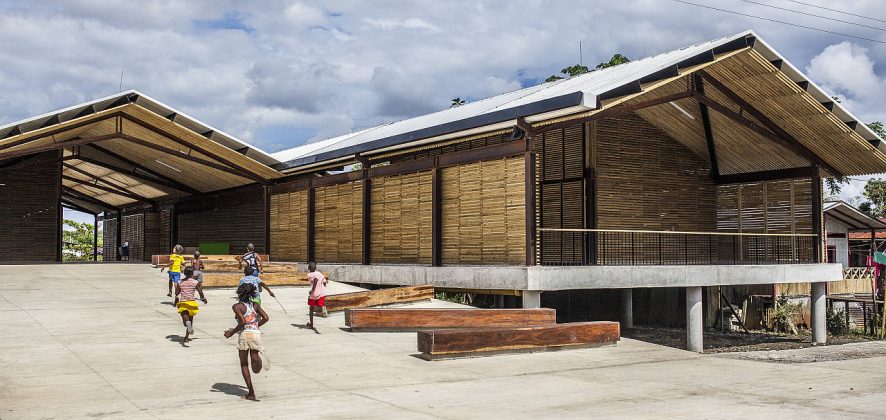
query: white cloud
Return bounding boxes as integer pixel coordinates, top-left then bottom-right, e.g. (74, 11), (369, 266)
(363, 17), (441, 33)
(807, 42), (882, 102)
(283, 2), (326, 28)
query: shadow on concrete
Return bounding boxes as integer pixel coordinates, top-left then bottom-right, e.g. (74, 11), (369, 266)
(292, 323), (321, 334)
(211, 383), (248, 397)
(165, 334), (193, 347)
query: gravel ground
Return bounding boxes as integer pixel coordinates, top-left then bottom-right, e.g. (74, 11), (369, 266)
(714, 341), (886, 363)
(624, 326), (882, 355)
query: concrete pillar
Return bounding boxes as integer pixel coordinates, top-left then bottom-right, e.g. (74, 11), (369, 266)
(686, 286), (703, 353)
(811, 281), (827, 344)
(522, 290), (541, 309)
(621, 289), (633, 329)
(495, 295), (505, 309)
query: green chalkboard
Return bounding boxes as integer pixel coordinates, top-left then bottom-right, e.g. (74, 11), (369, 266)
(199, 243), (230, 255)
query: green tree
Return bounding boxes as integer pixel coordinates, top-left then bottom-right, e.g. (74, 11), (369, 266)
(62, 219), (101, 261)
(868, 121), (886, 139)
(596, 53), (631, 69)
(862, 178), (886, 218)
(450, 97), (465, 108)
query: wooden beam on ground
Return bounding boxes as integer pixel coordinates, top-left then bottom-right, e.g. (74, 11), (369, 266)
(715, 167), (817, 184)
(325, 285), (435, 312)
(697, 71), (843, 179)
(120, 114), (269, 183)
(417, 321), (620, 360)
(345, 308), (556, 331)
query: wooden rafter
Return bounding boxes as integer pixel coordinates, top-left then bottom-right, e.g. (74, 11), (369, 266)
(0, 111), (120, 153)
(86, 145), (203, 195)
(117, 133), (257, 181)
(62, 174), (152, 204)
(0, 133), (119, 160)
(693, 74), (719, 178)
(120, 114), (268, 183)
(696, 70), (842, 179)
(62, 187), (120, 211)
(63, 163), (157, 203)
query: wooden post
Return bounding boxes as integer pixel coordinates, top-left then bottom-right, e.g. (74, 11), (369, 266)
(115, 211), (122, 262)
(811, 167), (823, 263)
(362, 173), (371, 265)
(525, 150), (537, 266)
(93, 213), (98, 261)
(263, 185), (271, 256)
(307, 186), (315, 262)
(431, 160), (442, 267)
(694, 73), (720, 179)
(56, 151), (63, 263)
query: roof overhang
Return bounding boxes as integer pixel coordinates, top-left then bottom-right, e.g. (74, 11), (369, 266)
(824, 201), (886, 230)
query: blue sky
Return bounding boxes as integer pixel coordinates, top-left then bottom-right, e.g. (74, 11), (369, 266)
(3, 0), (886, 205)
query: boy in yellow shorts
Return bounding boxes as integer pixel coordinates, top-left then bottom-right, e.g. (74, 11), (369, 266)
(160, 245), (185, 297)
(175, 267), (207, 343)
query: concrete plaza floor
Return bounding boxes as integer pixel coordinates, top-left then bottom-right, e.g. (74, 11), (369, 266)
(1, 264), (885, 419)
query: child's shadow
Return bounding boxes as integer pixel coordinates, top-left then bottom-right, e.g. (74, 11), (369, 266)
(165, 334), (193, 347)
(292, 323), (321, 334)
(161, 301), (176, 306)
(211, 383), (252, 399)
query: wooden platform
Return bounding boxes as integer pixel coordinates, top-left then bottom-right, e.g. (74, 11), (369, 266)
(199, 271), (329, 288)
(417, 321), (620, 360)
(326, 285), (434, 312)
(345, 308), (556, 331)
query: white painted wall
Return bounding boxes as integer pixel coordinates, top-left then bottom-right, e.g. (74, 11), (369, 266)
(825, 216), (850, 267)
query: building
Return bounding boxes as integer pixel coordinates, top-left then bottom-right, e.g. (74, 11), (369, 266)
(3, 30), (886, 350)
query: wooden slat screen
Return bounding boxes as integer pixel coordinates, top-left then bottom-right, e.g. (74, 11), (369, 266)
(269, 189), (308, 262)
(315, 181), (363, 263)
(441, 157), (525, 265)
(0, 151), (61, 262)
(121, 213), (144, 261)
(370, 171), (433, 264)
(103, 217), (117, 261)
(538, 124), (585, 264)
(596, 113), (717, 231)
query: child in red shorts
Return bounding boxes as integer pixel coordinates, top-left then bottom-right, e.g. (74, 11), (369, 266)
(306, 261), (328, 328)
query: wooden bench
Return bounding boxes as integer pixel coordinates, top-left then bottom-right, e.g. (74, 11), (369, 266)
(417, 321), (620, 360)
(199, 271), (329, 288)
(345, 308), (556, 331)
(151, 254), (270, 266)
(326, 285), (434, 312)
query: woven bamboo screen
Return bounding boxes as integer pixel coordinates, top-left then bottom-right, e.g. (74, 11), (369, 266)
(596, 113), (717, 231)
(539, 123), (585, 264)
(716, 178), (813, 234)
(370, 171), (433, 264)
(269, 189), (308, 261)
(441, 157), (525, 265)
(315, 181), (364, 263)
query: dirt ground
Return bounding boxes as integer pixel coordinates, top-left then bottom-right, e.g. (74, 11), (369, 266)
(624, 326), (881, 354)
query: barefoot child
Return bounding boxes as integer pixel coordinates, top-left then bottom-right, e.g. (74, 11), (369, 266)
(160, 245), (185, 297)
(175, 267), (207, 342)
(236, 243), (264, 277)
(190, 250), (205, 284)
(239, 266), (276, 305)
(306, 262), (328, 328)
(224, 283), (269, 401)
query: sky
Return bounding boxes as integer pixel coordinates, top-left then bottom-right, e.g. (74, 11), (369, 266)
(4, 0), (886, 225)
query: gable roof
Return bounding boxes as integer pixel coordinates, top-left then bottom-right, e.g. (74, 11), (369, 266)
(824, 201), (886, 230)
(272, 30), (886, 173)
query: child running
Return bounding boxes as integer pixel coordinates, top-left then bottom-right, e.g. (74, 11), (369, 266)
(306, 262), (328, 328)
(175, 267), (207, 343)
(224, 283), (269, 401)
(190, 250), (205, 284)
(239, 266), (276, 305)
(160, 245), (185, 297)
(236, 243), (264, 277)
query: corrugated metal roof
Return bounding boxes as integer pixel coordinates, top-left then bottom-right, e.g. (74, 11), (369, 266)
(0, 90), (281, 166)
(824, 201), (886, 230)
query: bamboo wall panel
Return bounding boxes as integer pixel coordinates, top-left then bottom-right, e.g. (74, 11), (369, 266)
(716, 178), (812, 234)
(596, 113), (717, 232)
(103, 218), (118, 261)
(0, 151), (61, 262)
(269, 189), (308, 262)
(315, 181), (363, 263)
(177, 199), (266, 254)
(121, 213), (144, 261)
(159, 209), (172, 252)
(143, 211), (163, 261)
(441, 158), (525, 265)
(370, 171), (433, 264)
(539, 124), (585, 264)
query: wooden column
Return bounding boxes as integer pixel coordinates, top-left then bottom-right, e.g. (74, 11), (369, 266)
(694, 73), (720, 179)
(811, 167), (823, 263)
(431, 159), (442, 267)
(307, 186), (316, 262)
(362, 173), (371, 265)
(263, 185), (271, 256)
(56, 150), (63, 262)
(93, 213), (98, 261)
(170, 206), (179, 249)
(115, 211), (122, 261)
(525, 150), (537, 266)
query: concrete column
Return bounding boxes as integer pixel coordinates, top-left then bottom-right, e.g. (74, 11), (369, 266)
(621, 289), (633, 329)
(686, 286), (703, 353)
(522, 290), (541, 309)
(811, 281), (827, 344)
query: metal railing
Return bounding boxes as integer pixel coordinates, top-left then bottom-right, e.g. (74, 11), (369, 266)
(538, 228), (818, 266)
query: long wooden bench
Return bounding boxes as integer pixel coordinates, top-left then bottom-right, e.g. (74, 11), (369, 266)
(417, 321), (620, 360)
(345, 308), (556, 331)
(152, 254), (270, 266)
(199, 271), (329, 287)
(326, 285), (434, 312)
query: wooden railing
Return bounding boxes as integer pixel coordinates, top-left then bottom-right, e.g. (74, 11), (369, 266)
(537, 228), (818, 266)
